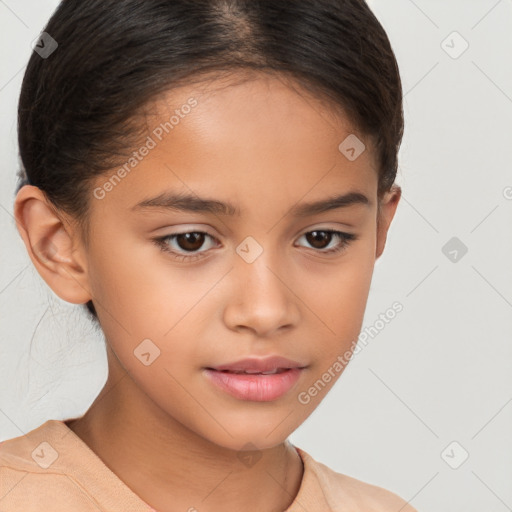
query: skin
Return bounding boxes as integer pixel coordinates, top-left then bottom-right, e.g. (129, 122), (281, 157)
(14, 72), (401, 512)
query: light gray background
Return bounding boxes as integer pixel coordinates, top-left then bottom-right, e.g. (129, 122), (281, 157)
(1, 1), (511, 511)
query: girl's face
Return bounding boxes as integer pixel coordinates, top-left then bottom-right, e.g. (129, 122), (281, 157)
(23, 73), (400, 451)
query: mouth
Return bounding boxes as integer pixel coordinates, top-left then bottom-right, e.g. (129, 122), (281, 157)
(203, 356), (308, 401)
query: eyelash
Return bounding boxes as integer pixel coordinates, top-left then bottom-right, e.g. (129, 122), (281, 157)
(152, 229), (358, 263)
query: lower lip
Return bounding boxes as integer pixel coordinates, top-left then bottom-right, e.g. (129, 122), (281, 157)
(203, 368), (304, 401)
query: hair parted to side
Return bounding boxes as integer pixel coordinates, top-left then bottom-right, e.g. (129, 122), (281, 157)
(16, 0), (404, 325)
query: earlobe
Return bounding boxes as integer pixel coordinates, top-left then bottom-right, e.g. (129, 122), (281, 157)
(13, 185), (93, 305)
(375, 184), (401, 260)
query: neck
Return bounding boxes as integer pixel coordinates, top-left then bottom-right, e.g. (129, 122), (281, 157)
(66, 354), (304, 512)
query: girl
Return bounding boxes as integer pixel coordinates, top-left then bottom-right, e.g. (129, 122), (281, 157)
(1, 1), (418, 511)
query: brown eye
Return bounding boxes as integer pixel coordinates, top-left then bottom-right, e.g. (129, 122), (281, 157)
(174, 232), (206, 251)
(305, 230), (334, 250)
(153, 231), (219, 261)
(296, 229), (357, 255)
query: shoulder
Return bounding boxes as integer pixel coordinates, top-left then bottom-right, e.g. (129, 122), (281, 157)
(295, 447), (419, 512)
(1, 418), (150, 511)
(0, 419), (67, 474)
(0, 420), (105, 511)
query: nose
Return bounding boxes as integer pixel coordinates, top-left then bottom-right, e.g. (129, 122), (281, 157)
(223, 251), (300, 337)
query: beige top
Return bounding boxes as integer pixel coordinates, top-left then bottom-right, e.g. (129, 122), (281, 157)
(0, 419), (418, 511)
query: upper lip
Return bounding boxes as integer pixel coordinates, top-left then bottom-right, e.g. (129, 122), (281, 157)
(207, 356), (307, 373)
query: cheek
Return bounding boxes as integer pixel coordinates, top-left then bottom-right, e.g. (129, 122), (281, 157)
(85, 236), (220, 378)
(85, 227), (201, 332)
(299, 244), (376, 360)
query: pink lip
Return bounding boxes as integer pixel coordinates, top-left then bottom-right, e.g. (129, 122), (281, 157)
(203, 356), (307, 402)
(203, 367), (304, 401)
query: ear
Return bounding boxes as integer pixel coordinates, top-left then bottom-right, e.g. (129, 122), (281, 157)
(13, 185), (92, 305)
(375, 184), (401, 260)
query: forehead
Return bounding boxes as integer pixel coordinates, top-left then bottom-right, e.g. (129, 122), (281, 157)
(90, 72), (378, 217)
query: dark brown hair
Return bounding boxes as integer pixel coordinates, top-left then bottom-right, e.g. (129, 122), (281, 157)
(15, 0), (404, 324)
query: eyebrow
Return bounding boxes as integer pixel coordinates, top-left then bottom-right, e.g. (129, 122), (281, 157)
(131, 190), (372, 217)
